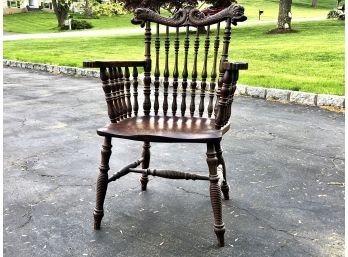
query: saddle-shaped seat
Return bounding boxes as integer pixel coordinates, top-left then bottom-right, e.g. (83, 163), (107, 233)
(97, 116), (230, 142)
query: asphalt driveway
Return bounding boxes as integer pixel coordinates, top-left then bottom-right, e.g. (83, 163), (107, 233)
(3, 67), (344, 257)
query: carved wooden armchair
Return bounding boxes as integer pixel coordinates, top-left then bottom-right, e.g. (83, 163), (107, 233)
(83, 3), (248, 247)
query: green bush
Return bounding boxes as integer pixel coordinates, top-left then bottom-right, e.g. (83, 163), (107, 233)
(71, 19), (93, 29)
(91, 2), (128, 17)
(61, 19), (93, 30)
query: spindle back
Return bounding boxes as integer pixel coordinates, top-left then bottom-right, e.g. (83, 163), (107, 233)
(134, 4), (247, 120)
(86, 4), (247, 129)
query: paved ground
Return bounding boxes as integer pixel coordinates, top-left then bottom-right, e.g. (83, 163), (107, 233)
(3, 17), (326, 41)
(3, 67), (344, 257)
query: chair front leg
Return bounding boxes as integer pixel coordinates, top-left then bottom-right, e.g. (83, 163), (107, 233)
(94, 136), (112, 230)
(207, 142), (225, 247)
(140, 141), (151, 191)
(214, 142), (230, 200)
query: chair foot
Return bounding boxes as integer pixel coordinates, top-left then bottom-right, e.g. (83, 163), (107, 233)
(214, 224), (226, 247)
(140, 174), (149, 191)
(93, 209), (104, 230)
(221, 182), (230, 200)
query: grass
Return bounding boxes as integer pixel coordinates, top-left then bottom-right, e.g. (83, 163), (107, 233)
(3, 12), (136, 33)
(238, 0), (335, 20)
(3, 20), (344, 95)
(3, 0), (337, 33)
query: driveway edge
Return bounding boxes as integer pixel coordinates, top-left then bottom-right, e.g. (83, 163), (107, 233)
(4, 59), (345, 109)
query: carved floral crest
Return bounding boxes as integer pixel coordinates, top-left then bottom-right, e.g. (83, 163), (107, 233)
(132, 4), (247, 27)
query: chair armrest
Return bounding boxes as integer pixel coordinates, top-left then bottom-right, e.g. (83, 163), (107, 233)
(83, 60), (146, 68)
(222, 61), (248, 71)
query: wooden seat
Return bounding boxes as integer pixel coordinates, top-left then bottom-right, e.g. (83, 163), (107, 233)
(97, 116), (230, 142)
(83, 3), (248, 247)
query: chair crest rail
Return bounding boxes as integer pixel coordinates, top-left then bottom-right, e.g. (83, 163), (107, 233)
(132, 3), (247, 27)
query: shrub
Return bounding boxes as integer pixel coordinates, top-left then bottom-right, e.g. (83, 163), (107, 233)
(71, 19), (93, 30)
(92, 2), (128, 17)
(61, 19), (93, 30)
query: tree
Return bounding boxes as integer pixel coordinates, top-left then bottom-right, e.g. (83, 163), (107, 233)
(311, 0), (317, 8)
(276, 0), (293, 32)
(52, 0), (71, 28)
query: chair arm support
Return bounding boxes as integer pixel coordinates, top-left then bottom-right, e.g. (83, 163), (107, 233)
(83, 60), (146, 68)
(215, 61), (248, 129)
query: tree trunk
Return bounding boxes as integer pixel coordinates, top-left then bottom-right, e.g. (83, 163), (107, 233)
(83, 0), (93, 17)
(277, 0), (292, 30)
(52, 0), (70, 28)
(311, 0), (317, 8)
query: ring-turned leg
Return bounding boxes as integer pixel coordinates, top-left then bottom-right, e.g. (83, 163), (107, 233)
(207, 142), (225, 247)
(94, 136), (112, 230)
(140, 141), (150, 191)
(214, 142), (230, 200)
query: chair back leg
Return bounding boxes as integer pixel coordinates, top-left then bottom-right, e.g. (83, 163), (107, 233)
(214, 142), (230, 200)
(140, 141), (151, 191)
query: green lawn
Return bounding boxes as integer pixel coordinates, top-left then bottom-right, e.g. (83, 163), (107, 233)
(4, 20), (344, 95)
(239, 0), (335, 20)
(3, 0), (336, 33)
(3, 12), (136, 33)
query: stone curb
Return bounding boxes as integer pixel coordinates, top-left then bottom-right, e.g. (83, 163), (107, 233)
(3, 60), (345, 109)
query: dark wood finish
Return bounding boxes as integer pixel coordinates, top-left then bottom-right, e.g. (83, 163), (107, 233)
(108, 158), (143, 182)
(181, 26), (190, 117)
(172, 27), (179, 116)
(130, 168), (209, 180)
(94, 137), (112, 229)
(207, 142), (225, 247)
(132, 4), (246, 27)
(125, 67), (132, 118)
(154, 23), (160, 115)
(97, 116), (230, 143)
(143, 21), (152, 116)
(83, 60), (145, 68)
(140, 141), (150, 191)
(199, 25), (210, 117)
(189, 28), (199, 117)
(163, 26), (170, 116)
(83, 3), (248, 247)
(214, 141), (229, 200)
(100, 68), (116, 123)
(109, 67), (120, 122)
(215, 18), (232, 118)
(117, 67), (127, 120)
(132, 67), (139, 116)
(208, 23), (220, 118)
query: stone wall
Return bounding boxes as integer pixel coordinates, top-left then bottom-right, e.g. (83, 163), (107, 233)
(3, 59), (345, 109)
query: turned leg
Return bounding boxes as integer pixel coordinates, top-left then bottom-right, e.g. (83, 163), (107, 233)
(214, 142), (230, 200)
(207, 142), (225, 247)
(94, 137), (112, 230)
(140, 141), (150, 191)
